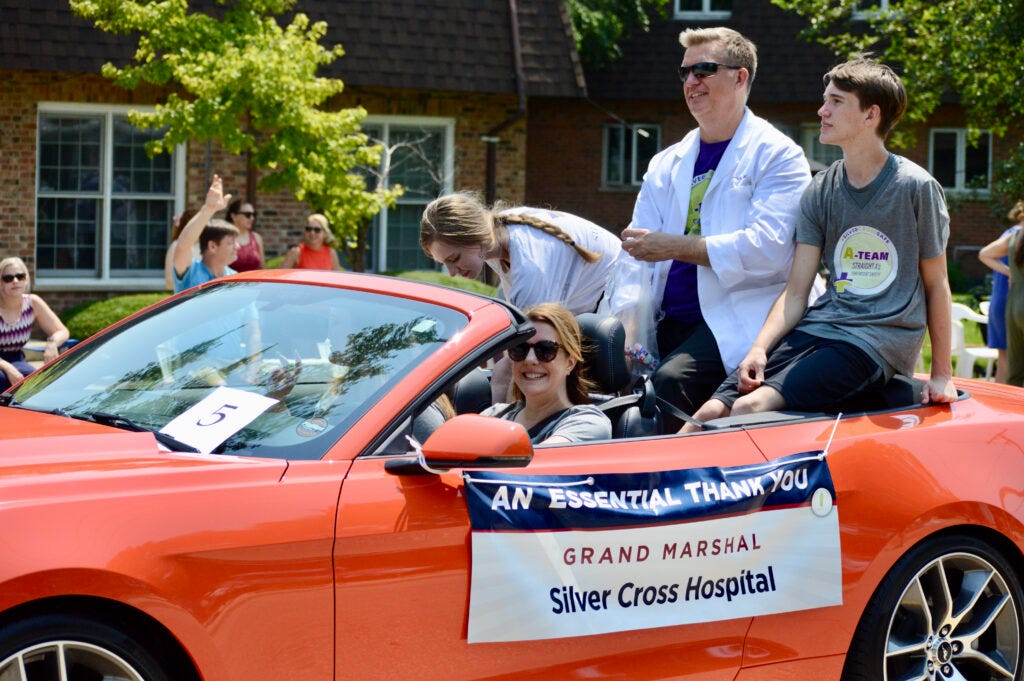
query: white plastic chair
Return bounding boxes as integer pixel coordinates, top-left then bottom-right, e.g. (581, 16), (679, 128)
(950, 303), (997, 379)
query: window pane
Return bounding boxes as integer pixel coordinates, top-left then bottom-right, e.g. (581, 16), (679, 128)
(109, 199), (174, 273)
(605, 126), (624, 185)
(964, 135), (990, 190)
(38, 116), (102, 193)
(385, 203), (436, 272)
(387, 127), (444, 200)
(710, 0), (732, 11)
(678, 0), (703, 10)
(931, 132), (958, 187)
(35, 196), (99, 273)
(633, 127), (660, 185)
(113, 117), (173, 194)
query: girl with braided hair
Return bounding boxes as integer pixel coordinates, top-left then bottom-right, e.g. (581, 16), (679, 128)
(421, 192), (622, 314)
(421, 191), (623, 400)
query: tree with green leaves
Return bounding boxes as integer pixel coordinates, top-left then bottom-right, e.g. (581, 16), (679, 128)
(69, 0), (403, 271)
(566, 0), (670, 67)
(771, 0), (1024, 214)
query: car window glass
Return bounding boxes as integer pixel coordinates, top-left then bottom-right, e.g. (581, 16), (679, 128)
(12, 282), (467, 460)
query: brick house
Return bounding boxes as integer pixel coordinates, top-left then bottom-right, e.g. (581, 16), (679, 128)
(0, 0), (1013, 311)
(0, 0), (584, 309)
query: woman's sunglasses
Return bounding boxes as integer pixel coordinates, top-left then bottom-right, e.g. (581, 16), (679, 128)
(677, 61), (742, 82)
(507, 340), (561, 363)
(305, 226), (324, 233)
(238, 211), (256, 218)
(1, 272), (27, 283)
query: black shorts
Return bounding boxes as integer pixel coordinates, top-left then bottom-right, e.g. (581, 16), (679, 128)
(712, 329), (885, 412)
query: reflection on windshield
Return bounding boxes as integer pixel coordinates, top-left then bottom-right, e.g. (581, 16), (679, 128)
(13, 282), (466, 460)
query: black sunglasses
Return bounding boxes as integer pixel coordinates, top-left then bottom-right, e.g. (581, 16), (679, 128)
(238, 211), (256, 218)
(305, 225), (323, 233)
(508, 340), (561, 363)
(1, 272), (27, 283)
(678, 61), (742, 82)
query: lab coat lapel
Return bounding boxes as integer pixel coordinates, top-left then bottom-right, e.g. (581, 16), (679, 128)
(703, 109), (753, 208)
(669, 132), (700, 232)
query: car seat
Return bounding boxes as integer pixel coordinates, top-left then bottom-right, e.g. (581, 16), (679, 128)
(576, 313), (659, 438)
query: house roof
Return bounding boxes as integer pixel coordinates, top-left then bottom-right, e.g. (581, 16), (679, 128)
(584, 0), (836, 104)
(0, 0), (585, 98)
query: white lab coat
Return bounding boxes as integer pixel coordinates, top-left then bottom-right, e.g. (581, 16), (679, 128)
(628, 108), (813, 373)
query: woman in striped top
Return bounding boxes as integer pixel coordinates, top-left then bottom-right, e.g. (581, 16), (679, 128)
(1, 257), (69, 391)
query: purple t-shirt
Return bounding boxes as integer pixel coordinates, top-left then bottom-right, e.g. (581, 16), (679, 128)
(662, 138), (731, 323)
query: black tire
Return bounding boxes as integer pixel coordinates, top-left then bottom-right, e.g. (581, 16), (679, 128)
(0, 614), (173, 681)
(842, 533), (1023, 681)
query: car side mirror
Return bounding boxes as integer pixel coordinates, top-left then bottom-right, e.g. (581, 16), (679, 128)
(385, 414), (533, 475)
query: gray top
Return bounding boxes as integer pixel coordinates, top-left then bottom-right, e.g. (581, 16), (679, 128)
(794, 154), (949, 377)
(482, 402), (612, 444)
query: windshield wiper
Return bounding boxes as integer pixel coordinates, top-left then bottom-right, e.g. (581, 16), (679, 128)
(90, 411), (200, 453)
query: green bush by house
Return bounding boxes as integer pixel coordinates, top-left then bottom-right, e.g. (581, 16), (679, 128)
(61, 293), (172, 341)
(392, 270), (498, 297)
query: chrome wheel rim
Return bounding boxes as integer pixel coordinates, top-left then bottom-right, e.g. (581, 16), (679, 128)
(885, 551), (1020, 680)
(0, 640), (146, 681)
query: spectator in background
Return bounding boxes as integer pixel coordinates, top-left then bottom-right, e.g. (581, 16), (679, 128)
(225, 198), (265, 272)
(281, 213), (343, 271)
(979, 200), (1024, 385)
(164, 208), (198, 291)
(0, 257), (70, 390)
(171, 175), (239, 293)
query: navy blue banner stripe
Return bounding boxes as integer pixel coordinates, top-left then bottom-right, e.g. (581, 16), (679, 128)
(465, 452), (833, 532)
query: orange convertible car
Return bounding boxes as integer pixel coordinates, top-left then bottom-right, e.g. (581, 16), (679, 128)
(1, 270), (1022, 681)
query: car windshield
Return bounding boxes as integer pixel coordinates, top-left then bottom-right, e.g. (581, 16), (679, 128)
(10, 281), (467, 460)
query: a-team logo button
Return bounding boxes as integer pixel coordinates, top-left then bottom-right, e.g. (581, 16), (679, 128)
(832, 225), (898, 295)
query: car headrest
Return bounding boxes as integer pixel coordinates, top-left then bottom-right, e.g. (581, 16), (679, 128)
(576, 313), (630, 395)
(449, 367), (492, 414)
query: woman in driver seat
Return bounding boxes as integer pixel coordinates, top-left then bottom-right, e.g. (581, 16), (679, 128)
(483, 303), (611, 445)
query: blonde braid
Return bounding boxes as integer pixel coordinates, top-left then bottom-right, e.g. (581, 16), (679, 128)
(498, 213), (603, 263)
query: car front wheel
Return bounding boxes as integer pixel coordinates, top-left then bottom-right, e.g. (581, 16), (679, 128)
(843, 534), (1023, 681)
(0, 614), (173, 681)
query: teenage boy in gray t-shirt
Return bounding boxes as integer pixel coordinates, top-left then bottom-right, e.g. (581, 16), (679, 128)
(682, 58), (956, 431)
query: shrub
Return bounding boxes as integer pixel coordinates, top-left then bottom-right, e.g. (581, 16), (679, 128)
(393, 270), (498, 297)
(61, 293), (171, 340)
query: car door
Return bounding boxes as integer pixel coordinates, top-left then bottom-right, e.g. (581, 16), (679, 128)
(333, 429), (768, 680)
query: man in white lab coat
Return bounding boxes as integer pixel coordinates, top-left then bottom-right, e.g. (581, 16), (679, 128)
(622, 26), (812, 415)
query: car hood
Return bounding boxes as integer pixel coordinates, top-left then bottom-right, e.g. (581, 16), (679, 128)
(0, 407), (287, 482)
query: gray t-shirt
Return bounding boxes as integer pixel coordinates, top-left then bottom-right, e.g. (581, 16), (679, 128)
(794, 154), (949, 377)
(481, 402), (612, 444)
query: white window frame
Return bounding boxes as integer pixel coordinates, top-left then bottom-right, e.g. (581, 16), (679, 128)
(35, 102), (186, 292)
(674, 0), (731, 20)
(602, 124), (661, 189)
(362, 115), (455, 272)
(854, 0), (892, 20)
(928, 127), (992, 196)
(799, 122), (843, 169)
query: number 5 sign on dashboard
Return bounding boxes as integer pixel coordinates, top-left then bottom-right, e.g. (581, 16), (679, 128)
(159, 386), (278, 454)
